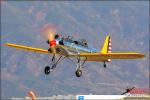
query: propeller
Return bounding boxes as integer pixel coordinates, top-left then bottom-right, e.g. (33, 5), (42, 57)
(49, 32), (56, 54)
(41, 24), (57, 54)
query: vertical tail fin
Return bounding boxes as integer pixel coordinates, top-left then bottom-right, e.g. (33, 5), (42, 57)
(100, 35), (112, 62)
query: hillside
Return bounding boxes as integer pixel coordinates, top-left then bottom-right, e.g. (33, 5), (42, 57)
(1, 1), (149, 98)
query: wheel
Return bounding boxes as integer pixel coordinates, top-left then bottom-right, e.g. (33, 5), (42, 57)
(44, 66), (50, 75)
(75, 69), (82, 77)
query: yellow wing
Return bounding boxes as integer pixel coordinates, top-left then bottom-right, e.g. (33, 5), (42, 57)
(69, 52), (145, 62)
(5, 43), (48, 54)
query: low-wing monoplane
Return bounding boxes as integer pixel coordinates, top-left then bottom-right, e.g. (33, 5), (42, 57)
(5, 32), (145, 77)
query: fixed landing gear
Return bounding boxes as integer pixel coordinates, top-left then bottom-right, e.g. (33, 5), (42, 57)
(44, 55), (63, 75)
(75, 69), (82, 77)
(44, 66), (50, 75)
(44, 54), (87, 77)
(75, 58), (86, 77)
(44, 64), (57, 75)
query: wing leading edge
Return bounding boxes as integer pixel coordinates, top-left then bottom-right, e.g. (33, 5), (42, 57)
(5, 43), (49, 54)
(69, 52), (145, 62)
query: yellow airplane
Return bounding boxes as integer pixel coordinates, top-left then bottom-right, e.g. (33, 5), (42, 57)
(5, 33), (145, 77)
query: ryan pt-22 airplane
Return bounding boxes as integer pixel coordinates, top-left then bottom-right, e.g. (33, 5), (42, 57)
(5, 33), (145, 77)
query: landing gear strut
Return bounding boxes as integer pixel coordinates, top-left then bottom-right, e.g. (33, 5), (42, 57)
(44, 55), (63, 75)
(75, 58), (86, 77)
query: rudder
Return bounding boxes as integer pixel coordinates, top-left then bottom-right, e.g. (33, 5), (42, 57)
(100, 35), (112, 62)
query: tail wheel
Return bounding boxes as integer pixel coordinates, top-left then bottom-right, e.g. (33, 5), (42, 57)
(44, 66), (50, 75)
(75, 69), (82, 77)
(103, 62), (106, 68)
(104, 63), (106, 68)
